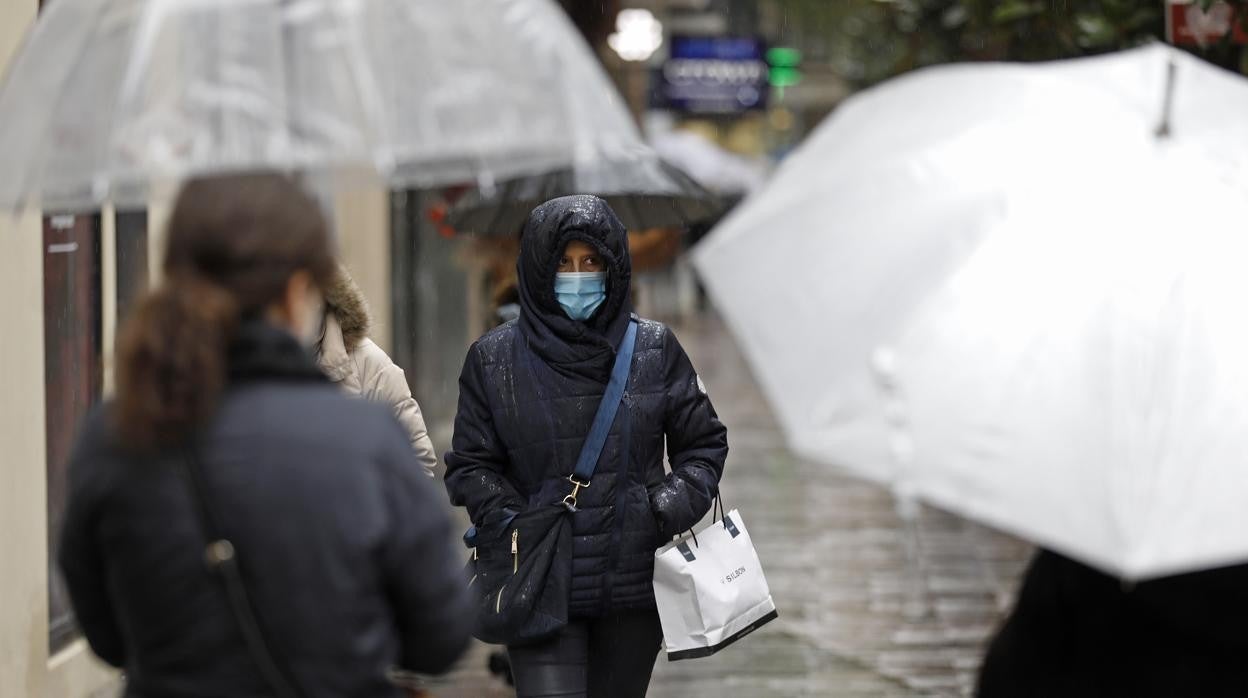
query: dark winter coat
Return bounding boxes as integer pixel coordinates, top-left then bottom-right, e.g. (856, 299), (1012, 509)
(444, 195), (729, 618)
(977, 549), (1248, 697)
(58, 321), (471, 698)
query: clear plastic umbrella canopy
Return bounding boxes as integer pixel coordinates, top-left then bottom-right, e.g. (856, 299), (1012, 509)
(694, 44), (1248, 579)
(0, 0), (621, 211)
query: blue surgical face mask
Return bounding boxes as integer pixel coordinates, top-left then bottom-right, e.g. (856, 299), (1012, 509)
(554, 272), (608, 321)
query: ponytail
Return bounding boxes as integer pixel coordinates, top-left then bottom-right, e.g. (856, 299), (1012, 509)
(115, 276), (238, 450)
(113, 172), (337, 451)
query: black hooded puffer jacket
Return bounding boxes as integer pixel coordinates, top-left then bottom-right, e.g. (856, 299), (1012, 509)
(445, 195), (729, 618)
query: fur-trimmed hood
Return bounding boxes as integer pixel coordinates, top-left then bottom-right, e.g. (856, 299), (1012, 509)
(316, 266), (372, 383)
(323, 266), (371, 350)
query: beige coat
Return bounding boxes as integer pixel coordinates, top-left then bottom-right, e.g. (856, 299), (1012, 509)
(316, 270), (438, 476)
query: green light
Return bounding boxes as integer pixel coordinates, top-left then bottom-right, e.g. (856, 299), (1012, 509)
(769, 66), (802, 87)
(766, 47), (802, 68)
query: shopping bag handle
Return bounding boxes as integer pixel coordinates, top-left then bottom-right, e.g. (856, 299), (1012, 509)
(684, 494), (725, 550)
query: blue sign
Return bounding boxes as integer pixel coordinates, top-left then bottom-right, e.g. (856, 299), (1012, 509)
(660, 36), (768, 114)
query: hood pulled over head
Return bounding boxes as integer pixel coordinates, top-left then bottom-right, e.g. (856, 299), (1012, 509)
(517, 195), (633, 382)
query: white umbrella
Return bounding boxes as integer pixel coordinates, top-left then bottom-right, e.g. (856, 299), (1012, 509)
(0, 0), (624, 211)
(693, 44), (1248, 579)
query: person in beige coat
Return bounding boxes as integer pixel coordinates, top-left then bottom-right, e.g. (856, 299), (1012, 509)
(316, 267), (438, 476)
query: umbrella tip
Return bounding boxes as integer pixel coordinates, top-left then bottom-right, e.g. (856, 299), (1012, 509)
(1154, 58), (1178, 140)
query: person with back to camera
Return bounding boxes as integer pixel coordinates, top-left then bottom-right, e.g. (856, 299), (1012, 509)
(57, 173), (471, 698)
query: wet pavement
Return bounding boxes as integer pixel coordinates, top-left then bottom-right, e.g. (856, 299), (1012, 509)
(429, 313), (1034, 697)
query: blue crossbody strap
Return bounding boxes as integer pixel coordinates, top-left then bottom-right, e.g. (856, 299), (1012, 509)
(563, 319), (638, 510)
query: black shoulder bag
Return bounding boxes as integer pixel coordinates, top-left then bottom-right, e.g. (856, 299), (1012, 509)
(465, 319), (638, 646)
(180, 447), (304, 698)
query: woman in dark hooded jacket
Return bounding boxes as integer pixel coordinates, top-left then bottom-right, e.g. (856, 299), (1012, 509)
(445, 195), (729, 698)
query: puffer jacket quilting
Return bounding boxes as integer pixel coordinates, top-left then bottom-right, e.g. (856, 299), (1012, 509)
(449, 316), (727, 615)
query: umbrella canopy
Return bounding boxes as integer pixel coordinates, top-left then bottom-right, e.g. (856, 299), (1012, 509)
(0, 0), (624, 211)
(445, 156), (722, 234)
(650, 129), (768, 196)
(693, 44), (1248, 579)
(443, 28), (721, 235)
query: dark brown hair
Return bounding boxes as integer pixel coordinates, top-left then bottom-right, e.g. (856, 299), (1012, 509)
(116, 173), (336, 449)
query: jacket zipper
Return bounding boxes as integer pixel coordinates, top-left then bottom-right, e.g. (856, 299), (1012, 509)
(496, 530), (520, 614)
(511, 529), (519, 573)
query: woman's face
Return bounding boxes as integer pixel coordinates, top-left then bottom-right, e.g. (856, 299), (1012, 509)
(558, 240), (604, 274)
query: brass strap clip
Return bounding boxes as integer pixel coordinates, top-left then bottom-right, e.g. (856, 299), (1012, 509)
(562, 475), (591, 512)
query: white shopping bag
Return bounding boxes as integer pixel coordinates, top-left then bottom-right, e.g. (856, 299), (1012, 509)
(652, 509), (777, 660)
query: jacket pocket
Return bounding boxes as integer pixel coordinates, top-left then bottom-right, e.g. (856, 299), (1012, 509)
(632, 484), (664, 548)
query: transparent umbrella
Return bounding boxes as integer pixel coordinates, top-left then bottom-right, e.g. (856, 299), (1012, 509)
(0, 0), (623, 211)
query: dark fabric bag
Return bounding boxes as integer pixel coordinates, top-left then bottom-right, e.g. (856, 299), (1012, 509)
(465, 319), (638, 646)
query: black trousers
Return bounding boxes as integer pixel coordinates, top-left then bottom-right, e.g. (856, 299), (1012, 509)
(507, 610), (664, 698)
